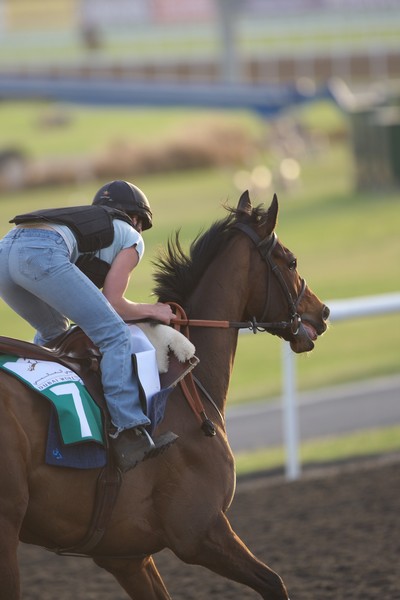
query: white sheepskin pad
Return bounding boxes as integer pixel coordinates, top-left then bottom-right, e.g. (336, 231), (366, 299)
(136, 323), (196, 373)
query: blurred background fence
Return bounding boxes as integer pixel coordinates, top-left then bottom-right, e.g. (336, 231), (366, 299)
(0, 0), (399, 84)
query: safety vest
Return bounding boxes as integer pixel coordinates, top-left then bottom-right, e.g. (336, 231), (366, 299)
(10, 205), (133, 288)
(10, 205), (132, 252)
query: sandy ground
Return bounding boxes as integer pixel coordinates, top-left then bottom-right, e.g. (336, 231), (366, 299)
(18, 453), (400, 599)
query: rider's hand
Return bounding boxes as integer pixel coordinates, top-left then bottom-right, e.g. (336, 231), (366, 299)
(152, 303), (176, 325)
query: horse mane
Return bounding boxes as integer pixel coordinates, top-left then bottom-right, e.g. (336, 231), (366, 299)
(153, 203), (268, 305)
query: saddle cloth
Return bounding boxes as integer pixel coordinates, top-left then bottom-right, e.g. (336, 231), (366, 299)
(0, 354), (104, 445)
(0, 325), (198, 469)
(0, 351), (180, 469)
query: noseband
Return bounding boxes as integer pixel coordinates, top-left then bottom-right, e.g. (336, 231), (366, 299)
(233, 223), (306, 335)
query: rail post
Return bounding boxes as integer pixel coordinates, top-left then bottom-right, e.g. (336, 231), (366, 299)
(281, 341), (301, 480)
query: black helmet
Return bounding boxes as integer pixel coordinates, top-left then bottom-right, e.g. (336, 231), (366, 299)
(92, 180), (153, 230)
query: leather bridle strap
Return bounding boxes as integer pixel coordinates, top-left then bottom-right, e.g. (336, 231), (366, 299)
(233, 223), (305, 335)
(164, 226), (306, 336)
(157, 220), (307, 436)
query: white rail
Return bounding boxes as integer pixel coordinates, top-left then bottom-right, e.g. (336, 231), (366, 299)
(282, 291), (400, 480)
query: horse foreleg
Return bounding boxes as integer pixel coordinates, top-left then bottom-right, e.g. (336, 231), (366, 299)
(175, 512), (289, 600)
(93, 555), (172, 600)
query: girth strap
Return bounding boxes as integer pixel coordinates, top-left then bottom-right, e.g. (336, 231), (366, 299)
(55, 462), (122, 557)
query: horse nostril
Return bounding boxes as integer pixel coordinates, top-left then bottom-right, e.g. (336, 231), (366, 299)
(322, 305), (330, 321)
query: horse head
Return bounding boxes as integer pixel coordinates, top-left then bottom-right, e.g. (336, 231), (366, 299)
(234, 190), (329, 353)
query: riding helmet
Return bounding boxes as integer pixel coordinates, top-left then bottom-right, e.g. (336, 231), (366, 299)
(92, 180), (153, 230)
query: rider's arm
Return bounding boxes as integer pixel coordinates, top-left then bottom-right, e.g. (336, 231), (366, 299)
(102, 246), (174, 324)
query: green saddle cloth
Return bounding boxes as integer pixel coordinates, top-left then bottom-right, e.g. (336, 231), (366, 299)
(0, 354), (104, 445)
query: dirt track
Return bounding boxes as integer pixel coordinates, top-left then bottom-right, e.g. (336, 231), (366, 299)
(18, 454), (400, 599)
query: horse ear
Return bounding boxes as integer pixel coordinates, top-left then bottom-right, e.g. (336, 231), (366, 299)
(237, 190), (252, 216)
(266, 193), (278, 233)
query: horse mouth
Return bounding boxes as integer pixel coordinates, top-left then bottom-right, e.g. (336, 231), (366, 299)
(290, 320), (319, 353)
(302, 321), (318, 342)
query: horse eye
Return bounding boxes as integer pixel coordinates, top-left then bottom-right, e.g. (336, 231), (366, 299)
(289, 258), (297, 271)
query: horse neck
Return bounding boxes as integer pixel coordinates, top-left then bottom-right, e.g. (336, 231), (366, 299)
(187, 241), (252, 416)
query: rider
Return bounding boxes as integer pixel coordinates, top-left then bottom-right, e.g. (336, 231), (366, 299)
(0, 180), (178, 472)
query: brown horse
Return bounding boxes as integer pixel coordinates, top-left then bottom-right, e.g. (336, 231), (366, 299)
(0, 191), (329, 600)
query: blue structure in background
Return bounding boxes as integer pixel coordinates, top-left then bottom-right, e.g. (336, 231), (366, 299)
(0, 75), (328, 118)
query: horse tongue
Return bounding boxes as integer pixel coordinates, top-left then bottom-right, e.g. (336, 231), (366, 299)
(302, 322), (317, 341)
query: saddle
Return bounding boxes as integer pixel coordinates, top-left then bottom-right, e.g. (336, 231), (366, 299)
(0, 325), (199, 556)
(0, 326), (198, 418)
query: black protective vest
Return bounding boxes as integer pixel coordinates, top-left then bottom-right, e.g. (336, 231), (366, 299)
(10, 205), (133, 288)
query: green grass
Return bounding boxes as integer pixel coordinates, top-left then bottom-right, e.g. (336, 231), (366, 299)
(0, 100), (399, 405)
(0, 101), (259, 160)
(235, 425), (400, 476)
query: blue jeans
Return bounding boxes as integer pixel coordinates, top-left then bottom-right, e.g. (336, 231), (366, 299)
(0, 227), (150, 431)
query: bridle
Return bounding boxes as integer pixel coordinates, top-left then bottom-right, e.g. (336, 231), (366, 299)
(166, 222), (307, 437)
(232, 223), (306, 336)
(170, 224), (306, 337)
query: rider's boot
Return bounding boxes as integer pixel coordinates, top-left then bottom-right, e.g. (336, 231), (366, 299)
(111, 426), (178, 472)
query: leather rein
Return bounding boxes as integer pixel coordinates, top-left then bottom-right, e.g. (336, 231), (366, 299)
(169, 224), (306, 439)
(171, 224), (306, 336)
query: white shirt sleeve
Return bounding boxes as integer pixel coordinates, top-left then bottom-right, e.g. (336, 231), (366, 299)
(97, 219), (145, 264)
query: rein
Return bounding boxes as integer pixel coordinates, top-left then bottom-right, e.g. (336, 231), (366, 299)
(166, 225), (306, 438)
(170, 225), (306, 336)
(171, 316), (296, 335)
